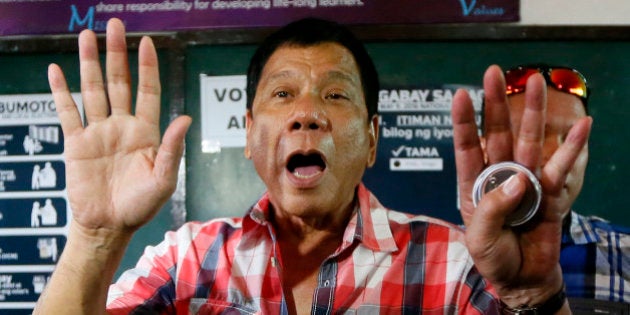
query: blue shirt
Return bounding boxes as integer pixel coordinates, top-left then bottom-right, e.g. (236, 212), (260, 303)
(561, 211), (630, 303)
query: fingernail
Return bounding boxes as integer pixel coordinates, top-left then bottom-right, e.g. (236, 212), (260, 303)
(502, 174), (519, 196)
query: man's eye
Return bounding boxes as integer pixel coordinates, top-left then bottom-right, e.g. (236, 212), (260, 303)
(275, 91), (289, 98)
(326, 93), (347, 100)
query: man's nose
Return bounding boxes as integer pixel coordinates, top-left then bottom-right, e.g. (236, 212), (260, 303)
(288, 96), (330, 132)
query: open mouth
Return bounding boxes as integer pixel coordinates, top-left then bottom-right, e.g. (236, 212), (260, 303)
(286, 152), (326, 179)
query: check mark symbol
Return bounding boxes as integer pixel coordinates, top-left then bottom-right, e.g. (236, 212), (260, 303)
(391, 146), (405, 157)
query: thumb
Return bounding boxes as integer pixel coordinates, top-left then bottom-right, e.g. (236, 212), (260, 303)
(154, 115), (192, 188)
(469, 173), (528, 233)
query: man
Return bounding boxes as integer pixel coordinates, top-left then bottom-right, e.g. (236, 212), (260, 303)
(34, 18), (590, 314)
(502, 65), (630, 303)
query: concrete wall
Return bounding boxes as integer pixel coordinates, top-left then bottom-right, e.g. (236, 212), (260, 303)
(521, 0), (630, 25)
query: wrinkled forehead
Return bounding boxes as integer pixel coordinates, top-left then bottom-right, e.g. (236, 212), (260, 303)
(261, 42), (361, 80)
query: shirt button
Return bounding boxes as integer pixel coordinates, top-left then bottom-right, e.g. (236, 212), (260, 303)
(323, 280), (330, 287)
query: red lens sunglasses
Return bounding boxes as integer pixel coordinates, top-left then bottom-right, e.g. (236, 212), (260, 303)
(504, 65), (589, 108)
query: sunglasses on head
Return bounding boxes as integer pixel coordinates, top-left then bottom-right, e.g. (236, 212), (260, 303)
(504, 65), (589, 107)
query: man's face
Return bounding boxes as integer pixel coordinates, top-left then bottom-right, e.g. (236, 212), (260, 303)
(508, 87), (589, 208)
(245, 43), (378, 218)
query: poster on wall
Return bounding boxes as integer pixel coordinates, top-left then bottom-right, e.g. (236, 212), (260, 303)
(362, 85), (483, 224)
(199, 74), (247, 153)
(0, 93), (81, 314)
(0, 0), (519, 36)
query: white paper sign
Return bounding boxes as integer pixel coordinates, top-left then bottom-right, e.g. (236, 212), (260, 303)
(200, 74), (247, 153)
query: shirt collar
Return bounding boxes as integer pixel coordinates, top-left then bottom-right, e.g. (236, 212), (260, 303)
(344, 184), (398, 252)
(242, 183), (398, 253)
(563, 210), (602, 245)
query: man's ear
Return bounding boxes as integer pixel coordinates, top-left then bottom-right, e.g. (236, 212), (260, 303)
(366, 115), (379, 167)
(244, 110), (253, 159)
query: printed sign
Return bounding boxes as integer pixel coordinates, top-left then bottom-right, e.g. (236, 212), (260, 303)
(200, 74), (247, 152)
(0, 93), (80, 313)
(0, 235), (66, 265)
(0, 198), (67, 229)
(0, 125), (64, 157)
(0, 272), (53, 303)
(363, 85), (483, 223)
(0, 1), (519, 36)
(0, 308), (33, 315)
(0, 161), (66, 192)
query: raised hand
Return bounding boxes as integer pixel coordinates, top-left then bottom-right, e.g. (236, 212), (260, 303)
(452, 65), (591, 308)
(48, 18), (191, 234)
(34, 19), (191, 314)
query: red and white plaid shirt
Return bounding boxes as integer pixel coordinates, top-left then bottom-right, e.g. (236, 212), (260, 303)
(107, 184), (499, 314)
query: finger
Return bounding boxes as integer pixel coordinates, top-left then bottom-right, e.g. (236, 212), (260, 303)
(464, 173), (526, 284)
(48, 64), (83, 136)
(468, 173), (527, 234)
(482, 65), (513, 164)
(79, 29), (109, 123)
(541, 117), (592, 195)
(153, 115), (192, 191)
(452, 88), (485, 225)
(135, 36), (161, 126)
(514, 73), (546, 171)
(105, 18), (132, 115)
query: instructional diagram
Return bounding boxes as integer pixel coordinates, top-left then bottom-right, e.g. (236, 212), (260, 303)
(363, 85), (482, 223)
(0, 93), (79, 313)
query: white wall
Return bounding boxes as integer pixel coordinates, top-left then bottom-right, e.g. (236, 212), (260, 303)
(520, 0), (630, 25)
